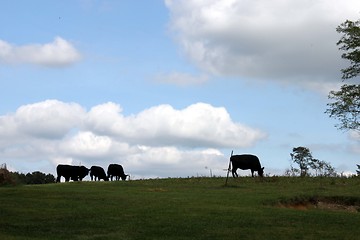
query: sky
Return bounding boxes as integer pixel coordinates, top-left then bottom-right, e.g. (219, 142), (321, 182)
(1, 0), (360, 180)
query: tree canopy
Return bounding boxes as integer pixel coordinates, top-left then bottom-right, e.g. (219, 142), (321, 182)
(336, 19), (360, 80)
(326, 84), (360, 131)
(326, 18), (360, 131)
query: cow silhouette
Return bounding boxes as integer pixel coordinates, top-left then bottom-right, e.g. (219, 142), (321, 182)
(230, 154), (264, 177)
(90, 166), (109, 181)
(56, 165), (89, 182)
(107, 164), (129, 181)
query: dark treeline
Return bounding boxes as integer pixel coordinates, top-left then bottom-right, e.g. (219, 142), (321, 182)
(0, 168), (55, 186)
(12, 171), (55, 184)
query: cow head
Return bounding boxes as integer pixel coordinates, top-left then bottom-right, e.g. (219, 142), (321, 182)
(121, 174), (130, 181)
(79, 166), (90, 180)
(258, 167), (264, 177)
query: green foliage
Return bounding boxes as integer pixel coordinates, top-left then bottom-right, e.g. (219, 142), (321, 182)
(0, 168), (15, 186)
(290, 147), (336, 177)
(357, 164), (360, 175)
(326, 18), (360, 131)
(290, 147), (313, 176)
(1, 171), (56, 186)
(336, 19), (360, 80)
(326, 84), (360, 131)
(0, 178), (360, 240)
(25, 171), (56, 184)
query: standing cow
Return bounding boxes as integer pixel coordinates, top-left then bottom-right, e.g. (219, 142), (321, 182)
(107, 164), (129, 181)
(230, 154), (264, 177)
(56, 165), (89, 182)
(90, 166), (109, 181)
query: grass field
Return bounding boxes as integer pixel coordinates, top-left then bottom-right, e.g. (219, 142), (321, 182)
(0, 177), (359, 240)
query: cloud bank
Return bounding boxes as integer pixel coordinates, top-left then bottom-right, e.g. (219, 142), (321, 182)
(165, 0), (360, 90)
(0, 37), (81, 67)
(0, 100), (266, 178)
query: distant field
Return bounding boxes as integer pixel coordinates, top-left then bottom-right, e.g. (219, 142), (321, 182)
(0, 177), (359, 240)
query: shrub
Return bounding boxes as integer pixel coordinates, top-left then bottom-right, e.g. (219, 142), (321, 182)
(0, 168), (15, 186)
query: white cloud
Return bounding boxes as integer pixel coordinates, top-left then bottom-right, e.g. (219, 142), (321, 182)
(347, 130), (360, 154)
(165, 0), (360, 89)
(0, 100), (265, 178)
(60, 131), (113, 158)
(85, 102), (266, 148)
(0, 37), (81, 66)
(120, 145), (227, 178)
(348, 130), (360, 141)
(155, 72), (209, 86)
(14, 100), (85, 139)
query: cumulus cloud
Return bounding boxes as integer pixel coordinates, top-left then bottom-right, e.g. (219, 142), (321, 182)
(165, 0), (360, 89)
(60, 131), (113, 158)
(0, 100), (265, 178)
(85, 102), (266, 148)
(14, 100), (85, 139)
(0, 37), (81, 66)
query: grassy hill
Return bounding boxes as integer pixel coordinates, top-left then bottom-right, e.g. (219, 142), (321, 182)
(0, 177), (359, 240)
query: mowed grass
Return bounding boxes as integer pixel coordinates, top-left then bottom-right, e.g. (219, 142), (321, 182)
(0, 177), (360, 240)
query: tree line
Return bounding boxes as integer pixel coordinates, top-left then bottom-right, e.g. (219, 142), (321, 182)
(0, 168), (55, 186)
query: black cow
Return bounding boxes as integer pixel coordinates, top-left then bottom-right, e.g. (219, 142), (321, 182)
(56, 164), (89, 182)
(90, 166), (108, 181)
(107, 164), (129, 181)
(230, 154), (264, 177)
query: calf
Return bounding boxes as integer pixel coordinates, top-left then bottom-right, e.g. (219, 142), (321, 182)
(90, 166), (109, 181)
(230, 154), (264, 177)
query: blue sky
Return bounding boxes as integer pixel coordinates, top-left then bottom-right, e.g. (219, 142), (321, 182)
(1, 0), (360, 179)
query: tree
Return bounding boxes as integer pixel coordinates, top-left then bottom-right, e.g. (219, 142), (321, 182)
(0, 168), (15, 186)
(326, 19), (360, 131)
(326, 84), (360, 131)
(313, 159), (336, 177)
(45, 173), (56, 183)
(336, 19), (360, 80)
(25, 171), (56, 184)
(290, 147), (336, 177)
(7, 171), (55, 185)
(357, 164), (360, 176)
(290, 147), (313, 177)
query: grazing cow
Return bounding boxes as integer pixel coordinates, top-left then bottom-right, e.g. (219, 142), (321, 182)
(107, 164), (129, 181)
(90, 166), (108, 181)
(230, 154), (264, 177)
(56, 165), (89, 182)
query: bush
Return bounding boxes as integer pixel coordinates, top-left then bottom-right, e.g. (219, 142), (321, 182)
(0, 168), (15, 186)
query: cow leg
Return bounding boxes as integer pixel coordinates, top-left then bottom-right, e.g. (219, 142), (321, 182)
(232, 168), (238, 178)
(56, 176), (61, 183)
(65, 177), (70, 182)
(251, 170), (254, 177)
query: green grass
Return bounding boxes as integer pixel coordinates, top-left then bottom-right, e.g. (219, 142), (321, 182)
(0, 177), (360, 240)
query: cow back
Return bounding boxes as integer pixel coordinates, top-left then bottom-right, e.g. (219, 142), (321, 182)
(56, 164), (89, 182)
(230, 154), (262, 170)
